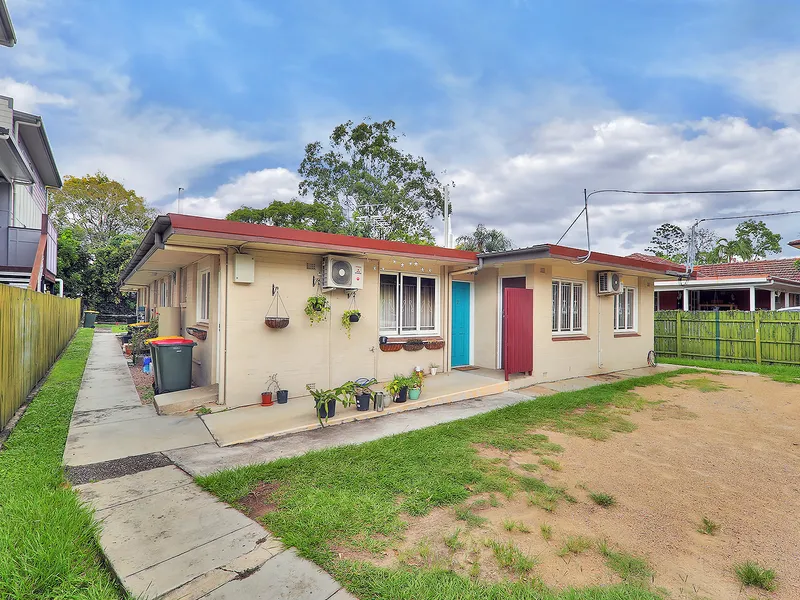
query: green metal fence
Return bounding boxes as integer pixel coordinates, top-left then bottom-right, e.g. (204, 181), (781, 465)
(654, 310), (800, 365)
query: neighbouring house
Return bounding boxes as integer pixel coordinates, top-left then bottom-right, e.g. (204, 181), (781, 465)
(120, 214), (677, 440)
(0, 0), (15, 48)
(644, 254), (800, 311)
(0, 96), (62, 290)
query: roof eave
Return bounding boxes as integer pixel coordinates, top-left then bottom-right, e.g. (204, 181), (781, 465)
(0, 0), (15, 48)
(14, 111), (62, 188)
(118, 216), (172, 286)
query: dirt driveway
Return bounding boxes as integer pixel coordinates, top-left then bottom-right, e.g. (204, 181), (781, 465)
(377, 373), (800, 599)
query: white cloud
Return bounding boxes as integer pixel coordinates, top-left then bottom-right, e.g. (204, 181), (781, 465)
(446, 115), (800, 255)
(0, 78), (72, 112)
(163, 168), (301, 218)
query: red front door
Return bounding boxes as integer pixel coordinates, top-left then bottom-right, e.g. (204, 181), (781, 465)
(503, 287), (533, 381)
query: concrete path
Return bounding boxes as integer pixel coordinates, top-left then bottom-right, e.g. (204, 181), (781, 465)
(66, 331), (354, 600)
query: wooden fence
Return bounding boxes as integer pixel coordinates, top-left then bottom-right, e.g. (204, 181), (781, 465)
(0, 286), (81, 429)
(655, 310), (800, 366)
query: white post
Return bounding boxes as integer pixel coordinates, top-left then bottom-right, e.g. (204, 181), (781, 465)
(770, 290), (777, 311)
(749, 286), (756, 312)
(682, 289), (689, 311)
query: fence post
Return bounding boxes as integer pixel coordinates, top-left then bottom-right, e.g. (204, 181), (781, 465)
(754, 311), (762, 365)
(715, 310), (721, 360)
(676, 311), (682, 358)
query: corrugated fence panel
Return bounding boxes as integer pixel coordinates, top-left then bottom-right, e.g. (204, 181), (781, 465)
(0, 286), (81, 429)
(655, 310), (800, 366)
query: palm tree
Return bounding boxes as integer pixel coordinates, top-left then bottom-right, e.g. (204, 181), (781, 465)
(456, 224), (514, 253)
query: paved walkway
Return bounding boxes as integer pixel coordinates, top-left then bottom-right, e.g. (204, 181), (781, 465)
(66, 331), (354, 600)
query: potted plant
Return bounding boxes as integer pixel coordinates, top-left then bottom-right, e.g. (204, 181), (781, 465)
(307, 385), (337, 425)
(430, 363), (439, 376)
(386, 374), (410, 403)
(354, 377), (376, 411)
(268, 374), (288, 404)
(408, 371), (423, 401)
(305, 295), (330, 325)
(341, 309), (361, 338)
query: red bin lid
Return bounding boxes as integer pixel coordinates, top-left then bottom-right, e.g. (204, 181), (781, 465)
(149, 338), (195, 346)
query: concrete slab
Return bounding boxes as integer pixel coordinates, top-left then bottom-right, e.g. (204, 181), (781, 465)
(202, 371), (508, 447)
(94, 476), (256, 578)
(204, 548), (341, 600)
(71, 404), (156, 428)
(65, 413), (213, 466)
(155, 384), (219, 415)
(168, 391), (534, 476)
(125, 523), (282, 599)
(72, 377), (141, 412)
(76, 465), (192, 510)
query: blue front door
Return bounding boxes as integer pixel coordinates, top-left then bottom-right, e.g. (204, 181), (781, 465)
(451, 281), (471, 367)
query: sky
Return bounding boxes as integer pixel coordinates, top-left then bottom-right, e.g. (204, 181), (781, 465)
(3, 0), (800, 255)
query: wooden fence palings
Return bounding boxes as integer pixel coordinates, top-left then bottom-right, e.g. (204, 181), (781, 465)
(654, 310), (800, 366)
(0, 286), (80, 428)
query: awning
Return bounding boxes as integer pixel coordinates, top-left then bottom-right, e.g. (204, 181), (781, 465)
(0, 133), (35, 184)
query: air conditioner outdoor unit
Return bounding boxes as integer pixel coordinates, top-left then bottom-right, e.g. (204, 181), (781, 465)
(321, 255), (365, 290)
(597, 271), (622, 295)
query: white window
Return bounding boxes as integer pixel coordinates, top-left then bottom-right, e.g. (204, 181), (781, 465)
(159, 278), (171, 307)
(552, 279), (585, 334)
(379, 273), (439, 336)
(197, 269), (211, 322)
(614, 286), (637, 331)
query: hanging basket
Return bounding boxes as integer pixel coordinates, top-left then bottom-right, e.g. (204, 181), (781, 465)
(404, 340), (424, 352)
(425, 340), (445, 350)
(379, 342), (403, 352)
(265, 288), (290, 330)
(265, 316), (290, 329)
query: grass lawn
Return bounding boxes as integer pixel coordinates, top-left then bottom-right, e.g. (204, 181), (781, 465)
(199, 369), (693, 600)
(0, 329), (124, 600)
(95, 324), (128, 333)
(659, 356), (800, 383)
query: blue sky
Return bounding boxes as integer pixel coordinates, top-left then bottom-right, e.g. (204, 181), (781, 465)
(3, 0), (800, 253)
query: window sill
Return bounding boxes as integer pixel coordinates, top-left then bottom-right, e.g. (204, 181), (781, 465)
(381, 335), (443, 343)
(194, 322), (209, 329)
(614, 332), (640, 338)
(551, 335), (590, 342)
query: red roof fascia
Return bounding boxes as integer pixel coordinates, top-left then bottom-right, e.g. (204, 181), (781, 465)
(167, 214), (478, 263)
(547, 244), (681, 275)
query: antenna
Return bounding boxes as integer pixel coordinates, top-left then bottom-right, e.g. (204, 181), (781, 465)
(354, 203), (390, 239)
(177, 187), (184, 214)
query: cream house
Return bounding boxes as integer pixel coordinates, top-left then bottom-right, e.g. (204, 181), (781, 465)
(120, 214), (676, 442)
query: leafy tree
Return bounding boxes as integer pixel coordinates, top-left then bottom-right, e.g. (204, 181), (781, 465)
(56, 227), (92, 296)
(456, 224), (514, 253)
(645, 223), (717, 264)
(226, 200), (345, 232)
(298, 119), (444, 243)
(730, 219), (782, 260)
(49, 172), (156, 246)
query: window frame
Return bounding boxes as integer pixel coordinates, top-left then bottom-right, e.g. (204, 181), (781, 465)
(614, 286), (638, 332)
(551, 278), (587, 336)
(788, 292), (800, 308)
(379, 271), (440, 337)
(197, 268), (211, 324)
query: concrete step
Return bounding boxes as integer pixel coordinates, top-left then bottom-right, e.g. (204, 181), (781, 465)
(155, 384), (219, 415)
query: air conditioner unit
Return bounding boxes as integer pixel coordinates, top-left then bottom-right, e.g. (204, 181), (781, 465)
(321, 255), (365, 290)
(597, 271), (622, 295)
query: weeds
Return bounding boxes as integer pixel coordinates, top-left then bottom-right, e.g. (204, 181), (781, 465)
(519, 463), (539, 472)
(540, 524), (552, 541)
(539, 458), (562, 471)
(598, 541), (652, 580)
(455, 505), (488, 528)
(485, 540), (536, 575)
(558, 536), (593, 556)
(698, 516), (718, 535)
(502, 520), (531, 533)
(444, 529), (464, 551)
(734, 561), (777, 591)
(589, 491), (616, 507)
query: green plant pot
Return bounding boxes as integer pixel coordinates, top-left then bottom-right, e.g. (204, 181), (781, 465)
(408, 388), (421, 400)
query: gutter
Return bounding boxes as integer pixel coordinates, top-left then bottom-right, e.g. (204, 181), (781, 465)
(14, 114), (62, 188)
(118, 215), (171, 286)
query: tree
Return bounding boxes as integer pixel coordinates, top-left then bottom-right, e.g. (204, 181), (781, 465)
(56, 227), (92, 296)
(298, 119), (444, 243)
(456, 224), (514, 253)
(49, 172), (156, 246)
(226, 200), (345, 232)
(731, 219), (782, 260)
(645, 223), (718, 264)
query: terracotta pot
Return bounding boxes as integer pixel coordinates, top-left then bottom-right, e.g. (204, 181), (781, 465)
(261, 392), (274, 406)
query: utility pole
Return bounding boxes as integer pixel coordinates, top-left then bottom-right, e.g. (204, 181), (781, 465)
(177, 187), (184, 214)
